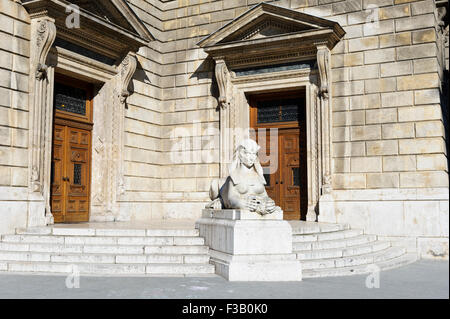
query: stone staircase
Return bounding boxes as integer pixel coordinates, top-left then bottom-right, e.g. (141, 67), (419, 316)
(289, 221), (418, 278)
(0, 225), (215, 276)
(0, 221), (418, 278)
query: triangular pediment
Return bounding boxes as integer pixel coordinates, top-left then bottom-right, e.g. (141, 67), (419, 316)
(198, 3), (344, 48)
(22, 0), (154, 43)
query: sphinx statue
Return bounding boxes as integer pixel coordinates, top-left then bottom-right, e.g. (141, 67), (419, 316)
(207, 139), (281, 215)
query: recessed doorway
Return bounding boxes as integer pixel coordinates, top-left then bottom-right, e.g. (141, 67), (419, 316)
(249, 90), (308, 220)
(50, 74), (93, 223)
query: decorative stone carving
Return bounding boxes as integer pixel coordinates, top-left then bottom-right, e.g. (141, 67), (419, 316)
(35, 19), (56, 80)
(29, 18), (56, 195)
(317, 45), (330, 100)
(214, 58), (232, 109)
(119, 53), (137, 106)
(208, 139), (282, 216)
(316, 45), (333, 196)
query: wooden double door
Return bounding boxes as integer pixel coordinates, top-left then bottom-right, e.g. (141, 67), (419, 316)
(50, 75), (93, 223)
(250, 92), (308, 220)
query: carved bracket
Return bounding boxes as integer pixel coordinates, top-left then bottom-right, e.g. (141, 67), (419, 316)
(119, 53), (138, 106)
(214, 58), (232, 109)
(316, 45), (330, 100)
(34, 19), (57, 80)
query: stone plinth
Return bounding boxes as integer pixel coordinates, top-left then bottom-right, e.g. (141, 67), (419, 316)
(195, 209), (302, 281)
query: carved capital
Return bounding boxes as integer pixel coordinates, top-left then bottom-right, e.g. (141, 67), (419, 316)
(214, 58), (232, 109)
(316, 46), (330, 100)
(119, 53), (138, 106)
(34, 18), (56, 80)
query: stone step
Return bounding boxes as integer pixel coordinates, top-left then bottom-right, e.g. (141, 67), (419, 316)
(0, 251), (210, 264)
(302, 253), (418, 278)
(293, 234), (377, 251)
(292, 229), (364, 243)
(15, 227), (200, 237)
(1, 261), (215, 275)
(289, 222), (350, 235)
(300, 247), (406, 270)
(296, 241), (391, 260)
(1, 234), (205, 246)
(0, 242), (210, 255)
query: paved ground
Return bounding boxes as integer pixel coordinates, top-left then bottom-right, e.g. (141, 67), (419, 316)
(0, 260), (447, 299)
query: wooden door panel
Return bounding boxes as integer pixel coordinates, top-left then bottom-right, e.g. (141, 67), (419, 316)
(280, 130), (301, 220)
(50, 125), (91, 223)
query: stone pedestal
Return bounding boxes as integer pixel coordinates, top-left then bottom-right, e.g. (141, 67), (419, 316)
(195, 209), (302, 281)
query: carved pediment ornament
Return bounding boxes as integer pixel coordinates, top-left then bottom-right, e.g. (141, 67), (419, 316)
(35, 19), (57, 80)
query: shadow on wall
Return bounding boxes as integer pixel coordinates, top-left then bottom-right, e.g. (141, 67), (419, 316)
(190, 56), (221, 112)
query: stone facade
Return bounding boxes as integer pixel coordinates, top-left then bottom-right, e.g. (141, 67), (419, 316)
(0, 0), (448, 258)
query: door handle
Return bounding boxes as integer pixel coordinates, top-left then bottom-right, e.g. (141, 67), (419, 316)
(63, 177), (70, 182)
(275, 181), (279, 184)
(280, 181), (284, 184)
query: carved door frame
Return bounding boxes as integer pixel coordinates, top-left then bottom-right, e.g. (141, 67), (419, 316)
(219, 66), (326, 221)
(27, 17), (140, 226)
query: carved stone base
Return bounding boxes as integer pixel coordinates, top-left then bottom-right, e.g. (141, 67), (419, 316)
(196, 209), (302, 281)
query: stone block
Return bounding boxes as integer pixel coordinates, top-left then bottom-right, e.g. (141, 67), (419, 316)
(350, 94), (380, 110)
(381, 91), (413, 107)
(367, 140), (398, 156)
(332, 68), (349, 82)
(365, 78), (396, 93)
(415, 121), (445, 137)
(343, 25), (363, 39)
(351, 125), (381, 141)
(349, 64), (379, 80)
(366, 173), (399, 188)
(333, 97), (349, 111)
(196, 210), (302, 281)
(349, 36), (379, 52)
(334, 158), (351, 173)
(397, 43), (437, 60)
(332, 81), (365, 96)
(383, 155), (416, 172)
(332, 127), (351, 142)
(0, 166), (10, 185)
(363, 0), (394, 7)
(397, 73), (439, 90)
(379, 32), (411, 48)
(382, 123), (415, 139)
(332, 0), (362, 15)
(395, 14), (435, 32)
(333, 173), (366, 189)
(416, 154), (448, 171)
(333, 142), (366, 157)
(412, 28), (436, 44)
(398, 105), (442, 122)
(411, 0), (435, 15)
(414, 89), (440, 105)
(399, 138), (446, 154)
(365, 108), (397, 124)
(332, 52), (364, 67)
(380, 61), (412, 77)
(350, 156), (382, 172)
(364, 48), (396, 64)
(333, 110), (365, 126)
(363, 19), (394, 36)
(413, 58), (439, 74)
(379, 4), (411, 20)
